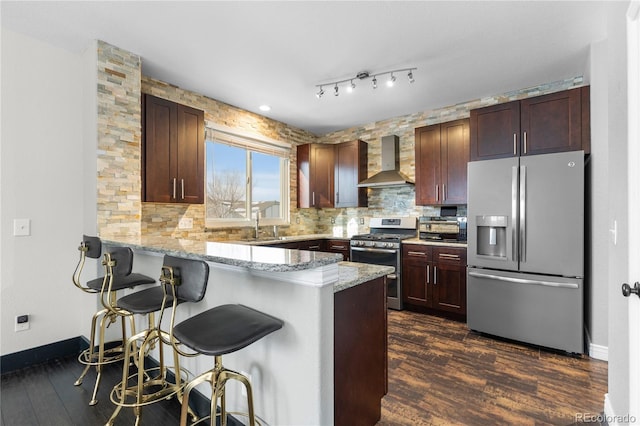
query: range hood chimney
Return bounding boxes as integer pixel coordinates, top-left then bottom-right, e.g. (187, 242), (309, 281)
(357, 135), (414, 188)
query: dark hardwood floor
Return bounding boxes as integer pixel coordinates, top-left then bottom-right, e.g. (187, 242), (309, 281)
(378, 310), (608, 426)
(1, 310), (607, 426)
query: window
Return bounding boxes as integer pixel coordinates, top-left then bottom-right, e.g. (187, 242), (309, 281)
(205, 125), (290, 228)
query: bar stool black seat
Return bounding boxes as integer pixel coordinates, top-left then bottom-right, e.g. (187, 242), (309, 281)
(72, 235), (155, 406)
(106, 255), (209, 426)
(172, 304), (284, 426)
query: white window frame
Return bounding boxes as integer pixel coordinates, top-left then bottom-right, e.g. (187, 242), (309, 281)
(205, 123), (290, 229)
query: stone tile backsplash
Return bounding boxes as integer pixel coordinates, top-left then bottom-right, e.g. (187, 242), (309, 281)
(96, 41), (583, 241)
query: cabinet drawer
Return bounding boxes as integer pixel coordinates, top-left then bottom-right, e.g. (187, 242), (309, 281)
(402, 244), (432, 261)
(434, 247), (466, 264)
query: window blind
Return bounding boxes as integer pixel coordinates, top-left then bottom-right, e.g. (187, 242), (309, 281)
(205, 123), (291, 157)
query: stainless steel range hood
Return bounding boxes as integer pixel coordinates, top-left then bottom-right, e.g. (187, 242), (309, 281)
(357, 135), (414, 188)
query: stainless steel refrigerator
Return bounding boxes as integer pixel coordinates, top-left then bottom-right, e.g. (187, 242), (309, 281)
(466, 150), (584, 353)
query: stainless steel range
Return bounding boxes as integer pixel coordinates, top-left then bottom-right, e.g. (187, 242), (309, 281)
(350, 217), (417, 310)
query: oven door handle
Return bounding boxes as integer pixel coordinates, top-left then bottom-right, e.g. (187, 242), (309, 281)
(387, 274), (398, 280)
(350, 247), (398, 254)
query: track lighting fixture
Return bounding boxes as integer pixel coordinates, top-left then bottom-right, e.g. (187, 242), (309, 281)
(314, 67), (417, 99)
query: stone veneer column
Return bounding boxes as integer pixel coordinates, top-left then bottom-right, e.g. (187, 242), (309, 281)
(96, 41), (142, 237)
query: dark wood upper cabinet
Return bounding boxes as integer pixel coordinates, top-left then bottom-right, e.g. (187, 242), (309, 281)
(335, 140), (368, 208)
(297, 143), (334, 208)
(469, 101), (520, 160)
(297, 140), (367, 209)
(469, 86), (590, 161)
(415, 119), (469, 205)
(143, 94), (204, 203)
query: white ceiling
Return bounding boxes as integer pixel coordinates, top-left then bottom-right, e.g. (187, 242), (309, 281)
(1, 1), (612, 135)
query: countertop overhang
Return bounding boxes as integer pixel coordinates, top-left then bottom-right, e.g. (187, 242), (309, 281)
(102, 235), (342, 272)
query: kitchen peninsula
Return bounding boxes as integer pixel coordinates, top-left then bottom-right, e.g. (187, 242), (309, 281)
(103, 236), (392, 426)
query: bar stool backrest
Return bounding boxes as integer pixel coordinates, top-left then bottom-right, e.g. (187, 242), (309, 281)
(105, 247), (134, 277)
(161, 255), (209, 303)
(83, 235), (102, 259)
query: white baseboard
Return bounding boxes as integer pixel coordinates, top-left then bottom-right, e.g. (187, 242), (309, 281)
(585, 327), (609, 361)
(589, 342), (609, 361)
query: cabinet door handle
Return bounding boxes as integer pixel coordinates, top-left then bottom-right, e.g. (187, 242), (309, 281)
(513, 133), (517, 156)
(181, 179), (185, 200)
(426, 265), (430, 284)
(435, 185), (439, 202)
(336, 192), (339, 204)
(312, 192), (315, 206)
(439, 253), (460, 260)
(407, 251), (427, 256)
(172, 178), (177, 199)
(442, 184), (446, 201)
(434, 266), (438, 284)
(308, 245), (320, 250)
(331, 245), (346, 250)
(523, 131), (528, 154)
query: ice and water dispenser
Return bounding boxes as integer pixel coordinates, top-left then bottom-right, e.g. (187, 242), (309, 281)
(475, 215), (508, 259)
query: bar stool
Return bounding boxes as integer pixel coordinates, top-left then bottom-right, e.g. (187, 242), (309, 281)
(106, 255), (209, 426)
(72, 235), (155, 406)
(171, 304), (284, 426)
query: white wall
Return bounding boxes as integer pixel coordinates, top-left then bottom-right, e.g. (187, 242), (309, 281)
(588, 38), (611, 356)
(0, 29), (96, 355)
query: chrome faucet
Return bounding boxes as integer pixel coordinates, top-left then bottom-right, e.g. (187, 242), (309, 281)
(254, 211), (260, 239)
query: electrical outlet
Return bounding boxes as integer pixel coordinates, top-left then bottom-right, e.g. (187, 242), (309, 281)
(178, 218), (193, 229)
(13, 219), (31, 236)
(359, 218), (365, 225)
(15, 314), (29, 332)
(330, 217), (335, 224)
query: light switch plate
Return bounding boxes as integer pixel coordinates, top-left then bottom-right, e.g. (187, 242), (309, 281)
(13, 219), (31, 236)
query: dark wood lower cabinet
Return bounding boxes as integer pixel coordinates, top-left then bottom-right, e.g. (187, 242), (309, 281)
(334, 277), (387, 426)
(325, 239), (350, 261)
(402, 244), (467, 318)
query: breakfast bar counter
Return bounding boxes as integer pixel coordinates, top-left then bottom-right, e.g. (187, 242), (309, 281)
(102, 236), (391, 426)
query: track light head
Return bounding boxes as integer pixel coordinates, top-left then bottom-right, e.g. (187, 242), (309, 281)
(387, 73), (396, 87)
(408, 70), (415, 83)
(316, 86), (324, 99)
(372, 76), (377, 89)
(347, 80), (355, 93)
(334, 84), (339, 96)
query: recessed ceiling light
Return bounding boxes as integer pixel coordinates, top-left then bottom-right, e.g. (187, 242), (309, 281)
(259, 105), (271, 112)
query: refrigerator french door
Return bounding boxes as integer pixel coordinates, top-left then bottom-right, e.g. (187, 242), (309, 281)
(466, 150), (585, 353)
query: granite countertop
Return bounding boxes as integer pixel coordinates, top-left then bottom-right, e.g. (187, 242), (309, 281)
(227, 233), (339, 245)
(403, 237), (468, 248)
(336, 262), (394, 293)
(102, 235), (342, 272)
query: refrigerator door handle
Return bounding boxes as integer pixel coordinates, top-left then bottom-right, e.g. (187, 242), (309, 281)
(511, 165), (518, 262)
(520, 165), (527, 263)
(468, 271), (579, 289)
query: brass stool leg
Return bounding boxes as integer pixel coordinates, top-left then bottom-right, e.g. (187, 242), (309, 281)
(75, 308), (104, 387)
(222, 368), (256, 426)
(90, 311), (113, 406)
(105, 331), (138, 426)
